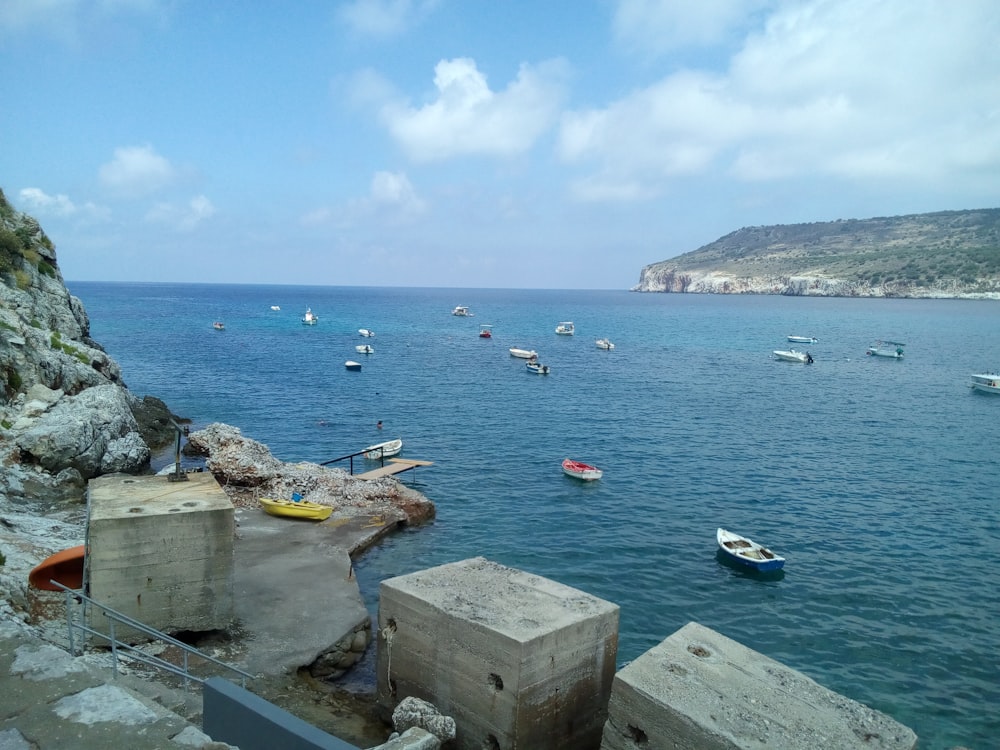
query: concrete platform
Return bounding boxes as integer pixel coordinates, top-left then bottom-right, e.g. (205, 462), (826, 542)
(230, 506), (374, 676)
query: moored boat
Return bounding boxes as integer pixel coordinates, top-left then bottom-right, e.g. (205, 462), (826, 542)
(526, 361), (550, 375)
(555, 321), (575, 335)
(787, 335), (817, 343)
(479, 324), (493, 338)
(363, 438), (403, 460)
(971, 372), (1000, 394)
(452, 305), (472, 316)
(28, 545), (86, 590)
(302, 308), (318, 325)
(717, 528), (785, 572)
(358, 328), (375, 337)
(562, 458), (602, 481)
(260, 496), (332, 521)
(509, 347), (538, 359)
(212, 321), (225, 330)
(596, 338), (615, 350)
(345, 360), (362, 371)
(356, 344), (374, 354)
(270, 305), (280, 311)
(773, 349), (813, 363)
(867, 340), (904, 358)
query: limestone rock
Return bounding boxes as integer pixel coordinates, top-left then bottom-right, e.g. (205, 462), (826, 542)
(391, 696), (456, 744)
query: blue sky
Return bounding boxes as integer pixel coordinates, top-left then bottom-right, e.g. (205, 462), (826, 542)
(2, 1), (998, 289)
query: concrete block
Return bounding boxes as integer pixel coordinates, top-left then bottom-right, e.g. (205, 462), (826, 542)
(600, 622), (917, 750)
(86, 473), (234, 640)
(377, 556), (619, 750)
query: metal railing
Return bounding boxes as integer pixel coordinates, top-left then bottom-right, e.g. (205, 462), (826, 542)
(321, 447), (386, 474)
(52, 581), (253, 691)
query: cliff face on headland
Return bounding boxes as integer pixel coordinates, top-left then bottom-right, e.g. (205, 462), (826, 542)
(0, 188), (177, 506)
(634, 208), (1000, 299)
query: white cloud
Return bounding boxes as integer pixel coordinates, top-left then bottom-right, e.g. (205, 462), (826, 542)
(302, 170), (425, 228)
(561, 0), (1000, 200)
(17, 187), (110, 222)
(335, 0), (439, 39)
(382, 57), (569, 162)
(612, 0), (773, 54)
(99, 145), (176, 195)
(145, 194), (215, 231)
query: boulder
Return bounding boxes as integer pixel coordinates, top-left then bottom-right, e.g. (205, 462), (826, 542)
(391, 697), (456, 744)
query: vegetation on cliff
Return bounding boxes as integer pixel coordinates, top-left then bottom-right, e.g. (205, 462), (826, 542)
(638, 208), (1000, 295)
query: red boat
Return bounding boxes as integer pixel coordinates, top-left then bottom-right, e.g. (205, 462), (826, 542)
(562, 458), (603, 481)
(28, 545), (85, 591)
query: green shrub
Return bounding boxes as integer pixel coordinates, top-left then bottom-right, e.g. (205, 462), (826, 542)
(0, 229), (20, 273)
(38, 260), (56, 277)
(14, 269), (30, 290)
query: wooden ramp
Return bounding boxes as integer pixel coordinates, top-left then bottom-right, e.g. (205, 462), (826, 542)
(356, 458), (433, 480)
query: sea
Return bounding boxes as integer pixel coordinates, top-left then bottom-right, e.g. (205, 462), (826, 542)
(67, 281), (1000, 750)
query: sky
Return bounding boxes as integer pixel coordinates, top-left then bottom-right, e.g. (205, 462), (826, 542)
(1, 1), (998, 290)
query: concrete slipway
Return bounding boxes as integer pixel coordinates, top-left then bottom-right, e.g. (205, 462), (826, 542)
(1, 502), (397, 749)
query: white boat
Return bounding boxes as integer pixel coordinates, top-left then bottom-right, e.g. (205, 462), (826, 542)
(867, 340), (904, 358)
(717, 528), (785, 572)
(787, 335), (817, 344)
(358, 328), (375, 337)
(562, 458), (602, 481)
(509, 347), (538, 359)
(773, 349), (813, 363)
(526, 361), (550, 375)
(270, 305), (280, 311)
(355, 344), (374, 354)
(971, 372), (1000, 394)
(345, 360), (362, 371)
(212, 321), (225, 331)
(555, 321), (575, 335)
(452, 306), (472, 317)
(363, 438), (402, 460)
(595, 338), (615, 350)
(302, 308), (318, 325)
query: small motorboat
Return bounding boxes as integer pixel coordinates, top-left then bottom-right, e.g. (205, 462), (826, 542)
(971, 372), (1000, 394)
(867, 340), (904, 358)
(562, 458), (602, 481)
(717, 528), (785, 572)
(345, 360), (362, 371)
(595, 338), (615, 350)
(270, 305), (281, 311)
(302, 308), (318, 325)
(773, 349), (813, 363)
(526, 361), (550, 375)
(213, 321), (225, 330)
(479, 325), (493, 339)
(260, 496), (332, 521)
(555, 321), (575, 335)
(28, 545), (86, 591)
(356, 344), (375, 354)
(363, 438), (403, 460)
(452, 306), (472, 316)
(509, 347), (538, 359)
(359, 328), (375, 337)
(787, 335), (817, 344)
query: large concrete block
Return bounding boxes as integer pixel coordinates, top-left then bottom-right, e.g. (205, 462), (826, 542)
(376, 556), (619, 750)
(601, 622), (917, 750)
(86, 472), (234, 640)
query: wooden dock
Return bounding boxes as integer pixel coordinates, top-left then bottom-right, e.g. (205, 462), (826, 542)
(355, 458), (434, 481)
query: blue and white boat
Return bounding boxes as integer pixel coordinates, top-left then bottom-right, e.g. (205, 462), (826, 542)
(867, 340), (904, 358)
(971, 372), (1000, 394)
(717, 528), (785, 572)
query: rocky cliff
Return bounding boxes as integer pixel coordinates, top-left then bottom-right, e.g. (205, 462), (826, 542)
(634, 208), (1000, 298)
(0, 188), (177, 506)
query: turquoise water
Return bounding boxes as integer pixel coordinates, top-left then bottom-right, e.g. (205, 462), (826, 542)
(69, 282), (1000, 749)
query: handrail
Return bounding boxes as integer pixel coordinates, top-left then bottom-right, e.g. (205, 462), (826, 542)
(320, 447), (387, 473)
(52, 581), (253, 691)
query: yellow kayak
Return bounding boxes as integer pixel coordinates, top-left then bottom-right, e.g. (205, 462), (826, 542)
(259, 497), (332, 521)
